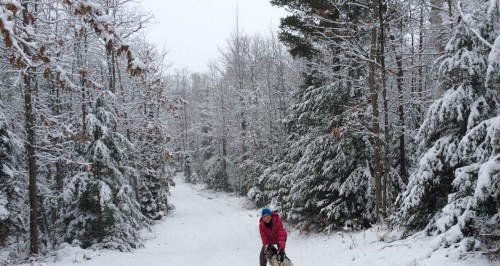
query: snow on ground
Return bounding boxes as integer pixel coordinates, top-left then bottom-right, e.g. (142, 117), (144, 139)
(17, 174), (494, 266)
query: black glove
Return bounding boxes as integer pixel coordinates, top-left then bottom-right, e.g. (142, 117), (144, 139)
(277, 249), (285, 262)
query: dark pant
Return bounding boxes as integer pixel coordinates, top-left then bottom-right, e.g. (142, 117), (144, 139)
(259, 246), (267, 266)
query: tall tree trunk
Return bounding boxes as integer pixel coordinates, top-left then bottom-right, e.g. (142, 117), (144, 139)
(22, 1), (39, 255)
(52, 74), (63, 244)
(183, 102), (189, 151)
(430, 0), (445, 55)
(397, 69), (406, 185)
(108, 51), (116, 93)
(24, 71), (39, 255)
(417, 6), (425, 128)
(266, 62), (275, 157)
(369, 1), (383, 221)
(430, 0), (448, 96)
(222, 135), (228, 192)
(78, 33), (89, 134)
(220, 80), (229, 192)
(378, 0), (389, 218)
(277, 61), (287, 155)
(93, 164), (105, 242)
(183, 101), (190, 182)
(390, 32), (407, 184)
(235, 13), (247, 171)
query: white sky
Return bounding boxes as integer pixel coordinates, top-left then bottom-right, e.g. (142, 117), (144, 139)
(139, 0), (289, 72)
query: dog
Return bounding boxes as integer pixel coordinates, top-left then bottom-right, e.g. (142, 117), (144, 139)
(264, 245), (294, 266)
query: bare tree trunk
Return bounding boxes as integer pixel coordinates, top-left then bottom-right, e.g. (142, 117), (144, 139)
(398, 113), (406, 187)
(74, 28), (88, 134)
(24, 71), (39, 255)
(396, 52), (406, 184)
(222, 135), (229, 192)
(220, 80), (229, 192)
(390, 32), (407, 184)
(53, 87), (63, 242)
(183, 101), (190, 182)
(183, 102), (188, 149)
(369, 1), (383, 221)
(266, 64), (274, 156)
(430, 0), (448, 96)
(277, 61), (288, 155)
(430, 0), (445, 54)
(91, 162), (105, 242)
(55, 160), (64, 193)
(82, 82), (87, 132)
(21, 1), (39, 255)
(108, 51), (116, 93)
(378, 0), (389, 218)
(417, 6), (425, 127)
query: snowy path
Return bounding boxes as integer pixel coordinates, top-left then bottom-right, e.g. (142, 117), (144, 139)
(47, 174), (263, 266)
(137, 175), (261, 266)
(39, 174), (493, 266)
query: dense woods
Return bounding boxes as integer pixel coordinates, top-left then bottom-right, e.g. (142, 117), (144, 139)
(0, 0), (498, 263)
(0, 0), (174, 259)
(170, 0), (499, 259)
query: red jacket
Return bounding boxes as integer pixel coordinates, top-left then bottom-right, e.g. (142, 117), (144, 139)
(259, 212), (287, 249)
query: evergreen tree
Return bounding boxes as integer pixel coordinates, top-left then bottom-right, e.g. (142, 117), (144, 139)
(262, 0), (406, 230)
(62, 94), (146, 251)
(195, 69), (232, 191)
(134, 113), (173, 220)
(273, 70), (388, 231)
(0, 102), (25, 248)
(113, 38), (174, 221)
(396, 0), (500, 255)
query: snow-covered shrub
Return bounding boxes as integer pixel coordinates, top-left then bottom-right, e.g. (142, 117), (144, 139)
(247, 186), (264, 207)
(238, 158), (268, 196)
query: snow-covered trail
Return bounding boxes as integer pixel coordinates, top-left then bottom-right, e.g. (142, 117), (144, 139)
(57, 174), (261, 266)
(39, 174), (493, 266)
(140, 174), (260, 266)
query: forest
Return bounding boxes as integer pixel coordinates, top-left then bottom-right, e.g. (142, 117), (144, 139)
(0, 0), (499, 263)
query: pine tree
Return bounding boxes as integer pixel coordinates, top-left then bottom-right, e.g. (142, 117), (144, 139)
(62, 94), (146, 251)
(134, 113), (173, 220)
(263, 0), (407, 230)
(279, 69), (388, 231)
(396, 0), (500, 256)
(0, 102), (25, 248)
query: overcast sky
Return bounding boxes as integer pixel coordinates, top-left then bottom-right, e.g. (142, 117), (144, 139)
(139, 0), (288, 72)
